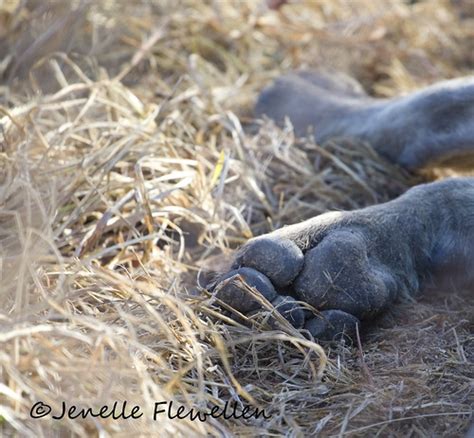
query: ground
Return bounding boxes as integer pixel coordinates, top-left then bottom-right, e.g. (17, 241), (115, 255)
(0, 1), (472, 436)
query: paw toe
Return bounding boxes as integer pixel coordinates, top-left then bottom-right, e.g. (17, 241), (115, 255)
(271, 295), (306, 328)
(305, 310), (360, 342)
(239, 237), (304, 287)
(214, 267), (277, 313)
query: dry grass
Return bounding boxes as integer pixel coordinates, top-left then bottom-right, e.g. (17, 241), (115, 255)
(0, 0), (472, 436)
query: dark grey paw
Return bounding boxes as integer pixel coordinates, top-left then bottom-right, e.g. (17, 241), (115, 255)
(208, 226), (394, 340)
(208, 205), (417, 341)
